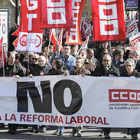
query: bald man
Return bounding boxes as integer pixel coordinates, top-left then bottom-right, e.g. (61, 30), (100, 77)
(93, 54), (120, 77)
(93, 54), (120, 139)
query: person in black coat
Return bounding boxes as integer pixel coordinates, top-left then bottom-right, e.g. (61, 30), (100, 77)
(121, 58), (140, 140)
(0, 51), (26, 134)
(128, 50), (140, 73)
(48, 57), (68, 76)
(93, 54), (120, 139)
(29, 55), (51, 77)
(94, 54), (120, 77)
(121, 58), (140, 77)
(29, 55), (51, 133)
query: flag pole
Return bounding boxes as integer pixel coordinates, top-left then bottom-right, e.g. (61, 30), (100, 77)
(27, 52), (30, 76)
(48, 29), (53, 54)
(49, 29), (53, 47)
(56, 28), (60, 55)
(1, 39), (5, 77)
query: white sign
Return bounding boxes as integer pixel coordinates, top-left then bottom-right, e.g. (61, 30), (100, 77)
(0, 76), (140, 127)
(129, 32), (140, 50)
(126, 18), (138, 38)
(0, 9), (9, 53)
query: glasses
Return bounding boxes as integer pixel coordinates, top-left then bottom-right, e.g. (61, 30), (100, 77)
(32, 58), (38, 61)
(103, 53), (108, 55)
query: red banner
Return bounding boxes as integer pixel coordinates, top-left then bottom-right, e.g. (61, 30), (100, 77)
(66, 0), (85, 45)
(91, 0), (126, 41)
(40, 0), (73, 28)
(17, 0), (43, 52)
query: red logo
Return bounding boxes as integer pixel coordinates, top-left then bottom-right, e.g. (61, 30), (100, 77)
(109, 89), (140, 103)
(36, 35), (41, 48)
(20, 34), (27, 47)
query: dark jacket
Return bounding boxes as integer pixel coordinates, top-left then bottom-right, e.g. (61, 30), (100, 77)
(112, 58), (125, 75)
(47, 67), (69, 76)
(0, 63), (25, 77)
(135, 59), (140, 73)
(121, 70), (140, 78)
(30, 64), (51, 76)
(93, 64), (120, 77)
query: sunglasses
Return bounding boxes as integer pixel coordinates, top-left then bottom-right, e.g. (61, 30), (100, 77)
(32, 58), (38, 61)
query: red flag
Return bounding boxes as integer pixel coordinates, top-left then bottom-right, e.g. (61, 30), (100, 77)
(0, 37), (6, 67)
(17, 0), (43, 52)
(58, 28), (63, 51)
(13, 37), (18, 48)
(66, 0), (85, 45)
(49, 28), (57, 47)
(49, 28), (63, 52)
(39, 0), (73, 28)
(81, 36), (89, 49)
(12, 28), (20, 36)
(91, 0), (126, 41)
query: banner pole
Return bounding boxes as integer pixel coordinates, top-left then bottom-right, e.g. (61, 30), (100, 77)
(109, 41), (112, 56)
(49, 29), (52, 47)
(27, 52), (29, 76)
(1, 39), (5, 77)
(56, 28), (60, 55)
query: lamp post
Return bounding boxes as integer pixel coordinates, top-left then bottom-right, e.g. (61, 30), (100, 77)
(138, 0), (140, 23)
(15, 0), (18, 24)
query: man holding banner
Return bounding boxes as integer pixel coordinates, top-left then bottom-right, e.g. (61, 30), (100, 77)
(94, 54), (120, 139)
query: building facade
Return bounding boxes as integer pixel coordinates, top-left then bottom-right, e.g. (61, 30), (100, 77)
(0, 0), (16, 29)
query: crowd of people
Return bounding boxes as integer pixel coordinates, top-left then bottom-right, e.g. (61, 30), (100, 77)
(0, 40), (140, 140)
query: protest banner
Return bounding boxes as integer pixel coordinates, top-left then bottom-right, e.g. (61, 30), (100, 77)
(16, 0), (43, 52)
(81, 15), (92, 39)
(129, 32), (140, 50)
(91, 0), (126, 41)
(126, 17), (138, 38)
(0, 76), (140, 127)
(39, 0), (73, 28)
(66, 0), (85, 45)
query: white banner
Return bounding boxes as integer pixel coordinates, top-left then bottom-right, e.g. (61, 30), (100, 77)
(0, 76), (140, 128)
(0, 9), (9, 53)
(129, 32), (140, 50)
(126, 18), (138, 38)
(17, 32), (43, 52)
